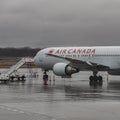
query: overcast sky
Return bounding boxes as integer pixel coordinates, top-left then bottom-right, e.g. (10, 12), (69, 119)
(1, 0), (120, 48)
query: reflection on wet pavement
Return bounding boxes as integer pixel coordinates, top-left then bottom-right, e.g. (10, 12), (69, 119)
(0, 74), (120, 120)
(0, 78), (120, 103)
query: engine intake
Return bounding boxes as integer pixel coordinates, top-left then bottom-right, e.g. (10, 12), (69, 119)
(53, 63), (79, 77)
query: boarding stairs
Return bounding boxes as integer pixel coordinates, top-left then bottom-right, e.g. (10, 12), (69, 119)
(0, 57), (34, 81)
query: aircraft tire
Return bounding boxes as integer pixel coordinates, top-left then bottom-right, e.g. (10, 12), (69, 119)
(98, 76), (103, 86)
(89, 76), (94, 86)
(89, 75), (103, 86)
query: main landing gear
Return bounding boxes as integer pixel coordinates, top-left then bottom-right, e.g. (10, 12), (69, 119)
(89, 71), (103, 86)
(43, 71), (48, 85)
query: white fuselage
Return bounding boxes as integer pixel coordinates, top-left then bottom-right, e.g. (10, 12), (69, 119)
(34, 46), (120, 73)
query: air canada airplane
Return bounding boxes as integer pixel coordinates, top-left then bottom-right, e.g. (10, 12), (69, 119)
(34, 46), (120, 85)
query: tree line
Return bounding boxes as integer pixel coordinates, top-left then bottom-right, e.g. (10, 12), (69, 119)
(0, 47), (41, 57)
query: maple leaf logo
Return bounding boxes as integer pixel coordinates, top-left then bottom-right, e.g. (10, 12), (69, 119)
(49, 49), (54, 54)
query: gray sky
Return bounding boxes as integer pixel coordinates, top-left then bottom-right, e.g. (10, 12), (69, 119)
(1, 0), (120, 48)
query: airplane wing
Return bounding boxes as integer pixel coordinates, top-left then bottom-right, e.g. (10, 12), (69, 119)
(46, 53), (110, 71)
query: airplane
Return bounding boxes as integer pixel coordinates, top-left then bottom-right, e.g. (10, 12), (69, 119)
(34, 46), (120, 85)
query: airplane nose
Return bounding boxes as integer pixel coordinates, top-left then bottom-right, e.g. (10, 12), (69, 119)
(33, 49), (45, 66)
(34, 56), (38, 65)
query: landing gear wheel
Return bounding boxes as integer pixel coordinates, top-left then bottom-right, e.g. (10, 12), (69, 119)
(43, 71), (48, 85)
(98, 76), (103, 86)
(89, 75), (103, 86)
(89, 76), (94, 85)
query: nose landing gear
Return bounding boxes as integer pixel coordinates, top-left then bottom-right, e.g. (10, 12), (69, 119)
(43, 71), (48, 85)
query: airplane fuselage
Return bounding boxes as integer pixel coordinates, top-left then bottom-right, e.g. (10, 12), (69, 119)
(34, 46), (120, 71)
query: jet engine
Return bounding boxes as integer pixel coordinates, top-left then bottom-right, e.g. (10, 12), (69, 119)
(53, 63), (79, 77)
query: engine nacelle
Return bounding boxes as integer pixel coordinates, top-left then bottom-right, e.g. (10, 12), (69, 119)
(53, 63), (79, 77)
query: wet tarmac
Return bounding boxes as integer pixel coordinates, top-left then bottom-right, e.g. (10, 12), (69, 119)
(0, 70), (120, 120)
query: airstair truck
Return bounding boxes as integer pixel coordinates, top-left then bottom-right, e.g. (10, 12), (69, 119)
(0, 57), (33, 82)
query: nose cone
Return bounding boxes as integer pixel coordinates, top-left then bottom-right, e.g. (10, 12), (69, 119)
(33, 50), (44, 66)
(34, 55), (38, 65)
